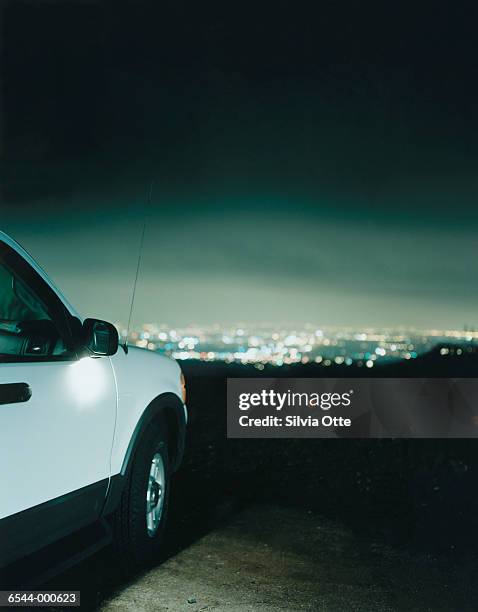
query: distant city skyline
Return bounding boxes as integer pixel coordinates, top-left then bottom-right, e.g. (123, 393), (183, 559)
(120, 320), (478, 367)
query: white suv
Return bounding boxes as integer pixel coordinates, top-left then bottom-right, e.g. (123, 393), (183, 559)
(0, 231), (187, 577)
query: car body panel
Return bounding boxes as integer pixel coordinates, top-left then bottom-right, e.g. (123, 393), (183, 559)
(108, 346), (185, 476)
(0, 357), (117, 520)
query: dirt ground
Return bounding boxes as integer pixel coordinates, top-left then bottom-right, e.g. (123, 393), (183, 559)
(98, 503), (476, 612)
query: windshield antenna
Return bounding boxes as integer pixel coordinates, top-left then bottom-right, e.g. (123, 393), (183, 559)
(124, 181), (153, 353)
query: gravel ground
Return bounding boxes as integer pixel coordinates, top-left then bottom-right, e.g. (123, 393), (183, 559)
(99, 503), (477, 612)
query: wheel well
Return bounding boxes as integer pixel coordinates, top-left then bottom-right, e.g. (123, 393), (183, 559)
(155, 404), (180, 471)
(117, 393), (186, 479)
(102, 393), (185, 517)
(143, 394), (185, 474)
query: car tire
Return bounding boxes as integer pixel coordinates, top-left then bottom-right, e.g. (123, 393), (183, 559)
(113, 417), (170, 572)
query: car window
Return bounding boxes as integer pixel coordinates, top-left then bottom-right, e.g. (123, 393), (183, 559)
(0, 246), (74, 360)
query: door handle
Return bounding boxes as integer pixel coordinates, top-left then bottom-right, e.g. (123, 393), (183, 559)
(0, 383), (32, 405)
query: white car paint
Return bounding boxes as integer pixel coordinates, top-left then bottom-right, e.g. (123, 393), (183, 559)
(0, 357), (117, 519)
(108, 345), (185, 476)
(0, 231), (186, 521)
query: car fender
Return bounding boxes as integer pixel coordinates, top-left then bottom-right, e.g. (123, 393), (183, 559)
(108, 345), (186, 479)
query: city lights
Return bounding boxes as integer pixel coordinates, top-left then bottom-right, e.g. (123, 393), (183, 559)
(116, 323), (477, 367)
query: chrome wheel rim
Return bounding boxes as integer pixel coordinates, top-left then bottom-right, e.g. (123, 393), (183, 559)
(146, 452), (165, 537)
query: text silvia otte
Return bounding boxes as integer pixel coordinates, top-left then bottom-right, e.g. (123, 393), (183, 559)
(239, 415), (352, 427)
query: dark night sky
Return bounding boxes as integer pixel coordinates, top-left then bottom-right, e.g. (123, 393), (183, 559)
(1, 1), (477, 328)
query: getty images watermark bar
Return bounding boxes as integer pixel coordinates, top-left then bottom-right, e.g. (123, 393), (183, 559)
(227, 378), (478, 438)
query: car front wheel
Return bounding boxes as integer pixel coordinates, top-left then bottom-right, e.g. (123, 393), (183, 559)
(113, 418), (170, 571)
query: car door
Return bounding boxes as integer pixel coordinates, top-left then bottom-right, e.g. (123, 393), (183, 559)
(0, 239), (117, 566)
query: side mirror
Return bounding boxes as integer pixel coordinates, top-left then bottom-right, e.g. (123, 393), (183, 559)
(83, 318), (119, 356)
